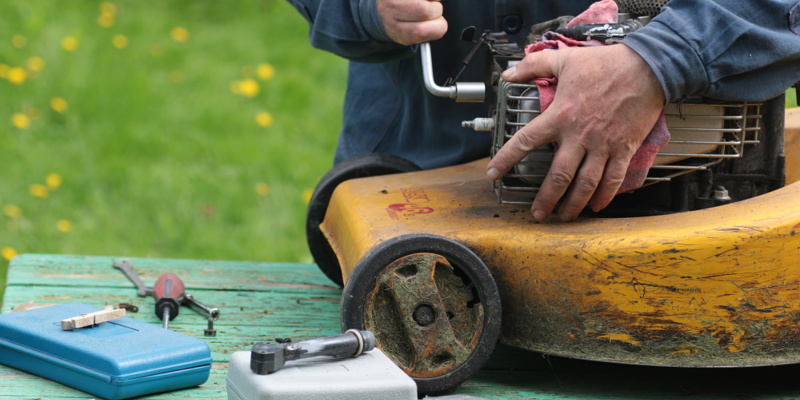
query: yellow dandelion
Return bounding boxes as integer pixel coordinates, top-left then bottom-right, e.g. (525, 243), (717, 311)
(100, 1), (117, 16)
(3, 205), (21, 219)
(29, 184), (49, 198)
(302, 189), (313, 204)
(61, 36), (79, 52)
(12, 113), (30, 129)
(0, 64), (9, 79)
(7, 67), (27, 84)
(112, 34), (128, 49)
(255, 111), (274, 128)
(56, 219), (73, 233)
(170, 69), (184, 83)
(238, 79), (259, 97)
(255, 183), (270, 196)
(1, 246), (18, 261)
(98, 13), (115, 28)
(46, 173), (62, 189)
(257, 63), (275, 80)
(50, 97), (68, 113)
(171, 27), (190, 42)
(27, 56), (45, 72)
(11, 34), (26, 49)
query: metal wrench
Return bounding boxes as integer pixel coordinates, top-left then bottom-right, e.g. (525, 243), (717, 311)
(184, 293), (220, 320)
(112, 261), (154, 297)
(185, 294), (220, 336)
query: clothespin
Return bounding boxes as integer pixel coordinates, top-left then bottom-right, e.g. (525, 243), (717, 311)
(61, 308), (126, 331)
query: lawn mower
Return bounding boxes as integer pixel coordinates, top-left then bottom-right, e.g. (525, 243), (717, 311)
(305, 0), (800, 395)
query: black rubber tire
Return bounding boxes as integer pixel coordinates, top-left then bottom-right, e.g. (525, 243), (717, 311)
(340, 234), (502, 396)
(306, 153), (421, 286)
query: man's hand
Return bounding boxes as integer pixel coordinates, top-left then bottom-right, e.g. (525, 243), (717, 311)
(377, 0), (447, 45)
(486, 44), (666, 222)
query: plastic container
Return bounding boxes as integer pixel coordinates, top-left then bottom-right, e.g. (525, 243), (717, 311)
(0, 302), (212, 399)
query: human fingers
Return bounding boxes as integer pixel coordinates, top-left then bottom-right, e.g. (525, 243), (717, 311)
(500, 49), (564, 84)
(385, 0), (442, 21)
(388, 18), (448, 45)
(377, 0), (447, 45)
(529, 141), (586, 221)
(589, 154), (631, 212)
(555, 152), (607, 222)
(486, 110), (558, 181)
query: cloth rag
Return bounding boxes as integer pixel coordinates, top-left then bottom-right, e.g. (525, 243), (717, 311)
(523, 0), (670, 193)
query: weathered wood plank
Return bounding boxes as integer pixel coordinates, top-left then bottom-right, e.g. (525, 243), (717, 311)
(2, 286), (342, 364)
(7, 254), (338, 293)
(5, 254), (800, 400)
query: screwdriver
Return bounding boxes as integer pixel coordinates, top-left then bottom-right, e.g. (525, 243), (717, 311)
(153, 273), (185, 329)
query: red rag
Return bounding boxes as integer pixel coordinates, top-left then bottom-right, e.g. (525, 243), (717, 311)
(523, 0), (670, 193)
(566, 0), (619, 27)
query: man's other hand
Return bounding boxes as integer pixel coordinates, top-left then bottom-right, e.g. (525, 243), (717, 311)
(486, 44), (666, 222)
(377, 0), (447, 45)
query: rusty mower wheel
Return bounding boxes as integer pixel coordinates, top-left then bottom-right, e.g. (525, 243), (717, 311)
(306, 154), (420, 286)
(340, 234), (501, 396)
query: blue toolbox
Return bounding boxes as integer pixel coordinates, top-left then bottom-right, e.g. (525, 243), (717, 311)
(0, 302), (212, 399)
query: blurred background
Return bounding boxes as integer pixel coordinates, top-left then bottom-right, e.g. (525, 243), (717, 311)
(0, 1), (348, 301)
(1, 1), (798, 303)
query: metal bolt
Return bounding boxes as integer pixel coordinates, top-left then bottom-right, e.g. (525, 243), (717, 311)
(713, 185), (731, 202)
(413, 304), (436, 327)
(204, 316), (217, 336)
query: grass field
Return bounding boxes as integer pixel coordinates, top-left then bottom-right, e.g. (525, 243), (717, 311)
(1, 1), (347, 303)
(0, 2), (798, 305)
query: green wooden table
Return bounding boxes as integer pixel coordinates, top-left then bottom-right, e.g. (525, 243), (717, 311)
(3, 254), (800, 399)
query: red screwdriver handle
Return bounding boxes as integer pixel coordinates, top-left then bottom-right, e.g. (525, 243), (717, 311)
(153, 273), (185, 301)
(153, 273), (185, 322)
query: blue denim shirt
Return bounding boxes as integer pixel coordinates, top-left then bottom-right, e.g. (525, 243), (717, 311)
(288, 0), (800, 169)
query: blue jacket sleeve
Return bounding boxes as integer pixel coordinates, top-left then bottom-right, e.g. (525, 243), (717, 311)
(286, 0), (414, 63)
(622, 0), (800, 102)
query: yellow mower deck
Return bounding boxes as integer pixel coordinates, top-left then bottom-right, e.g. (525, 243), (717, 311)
(322, 109), (800, 367)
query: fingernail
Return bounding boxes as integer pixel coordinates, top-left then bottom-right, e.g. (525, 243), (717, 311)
(533, 210), (547, 221)
(559, 211), (573, 222)
(501, 66), (516, 80)
(487, 167), (500, 180)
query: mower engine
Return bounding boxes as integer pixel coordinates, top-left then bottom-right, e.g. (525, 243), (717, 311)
(430, 0), (786, 217)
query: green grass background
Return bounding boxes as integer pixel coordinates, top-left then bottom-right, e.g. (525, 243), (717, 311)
(0, 2), (798, 305)
(1, 1), (347, 303)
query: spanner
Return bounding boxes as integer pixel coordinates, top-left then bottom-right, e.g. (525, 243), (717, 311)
(185, 293), (220, 336)
(184, 293), (219, 320)
(112, 261), (154, 297)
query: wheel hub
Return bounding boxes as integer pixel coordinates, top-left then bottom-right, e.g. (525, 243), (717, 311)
(364, 253), (485, 378)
